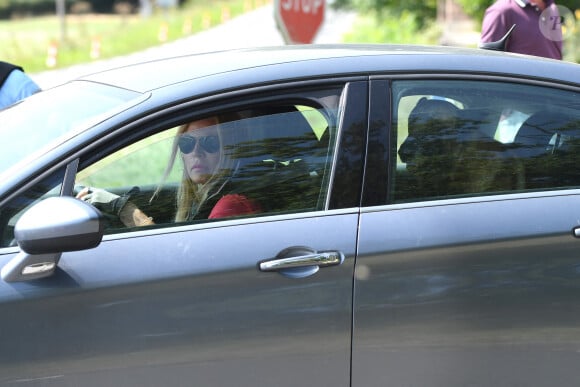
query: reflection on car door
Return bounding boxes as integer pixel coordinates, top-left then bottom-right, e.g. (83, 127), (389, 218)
(0, 215), (359, 386)
(354, 197), (580, 386)
(352, 78), (580, 386)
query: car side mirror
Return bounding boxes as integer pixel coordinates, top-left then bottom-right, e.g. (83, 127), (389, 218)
(479, 24), (516, 52)
(1, 197), (104, 282)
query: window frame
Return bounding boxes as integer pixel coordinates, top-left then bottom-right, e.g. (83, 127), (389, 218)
(67, 80), (363, 234)
(364, 75), (580, 208)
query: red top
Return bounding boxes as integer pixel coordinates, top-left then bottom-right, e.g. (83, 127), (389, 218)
(208, 194), (261, 219)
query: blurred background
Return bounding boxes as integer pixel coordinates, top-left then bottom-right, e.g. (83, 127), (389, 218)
(0, 0), (578, 85)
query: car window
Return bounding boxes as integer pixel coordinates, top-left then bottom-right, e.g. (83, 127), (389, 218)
(0, 169), (66, 248)
(75, 88), (341, 233)
(391, 80), (580, 203)
(0, 81), (143, 180)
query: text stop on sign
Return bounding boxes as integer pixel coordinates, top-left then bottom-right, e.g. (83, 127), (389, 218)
(275, 0), (326, 44)
(281, 0), (323, 13)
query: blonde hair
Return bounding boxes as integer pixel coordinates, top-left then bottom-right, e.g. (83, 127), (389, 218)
(154, 114), (240, 222)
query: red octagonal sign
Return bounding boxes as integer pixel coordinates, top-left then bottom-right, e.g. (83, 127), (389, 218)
(275, 0), (326, 44)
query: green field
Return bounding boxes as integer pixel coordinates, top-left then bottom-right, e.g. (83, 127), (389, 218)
(0, 0), (266, 73)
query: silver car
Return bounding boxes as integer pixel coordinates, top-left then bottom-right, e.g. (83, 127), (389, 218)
(1, 45), (580, 386)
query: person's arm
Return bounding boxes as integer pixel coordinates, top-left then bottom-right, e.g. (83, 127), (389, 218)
(77, 187), (154, 227)
(0, 70), (41, 105)
(480, 6), (510, 43)
(208, 194), (261, 219)
(119, 202), (155, 227)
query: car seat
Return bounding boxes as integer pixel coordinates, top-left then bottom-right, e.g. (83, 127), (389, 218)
(398, 97), (462, 199)
(452, 108), (523, 194)
(510, 111), (580, 189)
(228, 105), (329, 214)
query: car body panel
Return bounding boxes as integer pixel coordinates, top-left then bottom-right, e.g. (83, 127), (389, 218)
(81, 45), (580, 93)
(353, 193), (580, 386)
(0, 212), (357, 385)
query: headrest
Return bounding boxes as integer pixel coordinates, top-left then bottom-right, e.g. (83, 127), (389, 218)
(408, 98), (460, 137)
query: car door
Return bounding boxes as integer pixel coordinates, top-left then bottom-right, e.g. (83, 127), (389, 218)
(0, 81), (367, 386)
(353, 78), (580, 386)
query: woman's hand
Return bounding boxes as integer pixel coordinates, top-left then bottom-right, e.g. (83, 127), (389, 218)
(76, 187), (128, 216)
(77, 186), (154, 227)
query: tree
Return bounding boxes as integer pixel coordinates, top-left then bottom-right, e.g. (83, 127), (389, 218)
(333, 0), (438, 29)
(335, 0), (580, 28)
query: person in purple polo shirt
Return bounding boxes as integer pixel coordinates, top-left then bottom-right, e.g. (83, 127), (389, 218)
(480, 0), (563, 60)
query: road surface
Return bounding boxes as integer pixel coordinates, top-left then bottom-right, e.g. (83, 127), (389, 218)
(32, 4), (356, 89)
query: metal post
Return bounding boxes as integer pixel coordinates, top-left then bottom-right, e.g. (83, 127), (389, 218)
(56, 0), (66, 42)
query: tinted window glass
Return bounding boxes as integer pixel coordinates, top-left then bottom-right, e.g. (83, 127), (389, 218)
(75, 88), (342, 233)
(0, 169), (66, 248)
(391, 80), (580, 202)
(0, 81), (142, 180)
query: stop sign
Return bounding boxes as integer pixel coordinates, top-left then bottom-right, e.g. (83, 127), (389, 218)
(275, 0), (325, 44)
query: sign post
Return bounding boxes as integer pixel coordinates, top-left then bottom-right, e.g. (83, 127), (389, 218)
(275, 0), (326, 44)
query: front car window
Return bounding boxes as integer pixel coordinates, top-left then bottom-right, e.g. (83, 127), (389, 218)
(0, 81), (143, 180)
(392, 80), (580, 202)
(75, 87), (342, 233)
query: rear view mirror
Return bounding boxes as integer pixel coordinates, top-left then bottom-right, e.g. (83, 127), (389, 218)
(1, 197), (104, 282)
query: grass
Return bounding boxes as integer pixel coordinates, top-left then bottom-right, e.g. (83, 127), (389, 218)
(343, 9), (441, 46)
(0, 0), (269, 73)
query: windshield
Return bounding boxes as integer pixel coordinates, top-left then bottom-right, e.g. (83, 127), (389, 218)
(0, 81), (143, 174)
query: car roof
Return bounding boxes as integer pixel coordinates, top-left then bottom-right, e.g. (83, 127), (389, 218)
(80, 44), (580, 93)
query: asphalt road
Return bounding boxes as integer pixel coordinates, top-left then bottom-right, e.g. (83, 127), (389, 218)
(31, 4), (356, 89)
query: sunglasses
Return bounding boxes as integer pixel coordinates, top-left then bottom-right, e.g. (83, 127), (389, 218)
(178, 135), (220, 154)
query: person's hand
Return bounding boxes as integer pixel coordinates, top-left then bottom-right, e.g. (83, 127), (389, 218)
(76, 187), (132, 216)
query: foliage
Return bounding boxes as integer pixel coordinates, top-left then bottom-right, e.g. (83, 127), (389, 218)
(453, 0), (492, 22)
(0, 1), (145, 19)
(0, 0), (65, 19)
(560, 0), (580, 11)
(333, 0), (437, 29)
(343, 8), (440, 45)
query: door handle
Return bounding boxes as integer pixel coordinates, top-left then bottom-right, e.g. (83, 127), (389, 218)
(259, 246), (344, 278)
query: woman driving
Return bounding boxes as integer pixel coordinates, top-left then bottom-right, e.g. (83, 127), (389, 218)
(77, 115), (261, 227)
